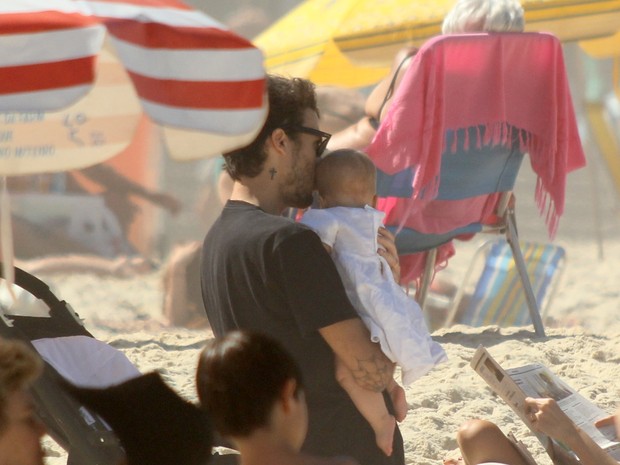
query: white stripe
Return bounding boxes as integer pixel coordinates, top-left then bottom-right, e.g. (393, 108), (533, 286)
(83, 1), (226, 28)
(1, 1), (226, 28)
(0, 0), (88, 14)
(0, 85), (93, 112)
(141, 100), (267, 134)
(110, 37), (264, 81)
(0, 25), (104, 67)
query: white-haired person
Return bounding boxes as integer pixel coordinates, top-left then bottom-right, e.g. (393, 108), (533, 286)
(0, 339), (46, 465)
(328, 0), (525, 150)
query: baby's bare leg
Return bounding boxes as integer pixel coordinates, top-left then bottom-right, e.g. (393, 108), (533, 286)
(335, 356), (395, 456)
(388, 378), (408, 422)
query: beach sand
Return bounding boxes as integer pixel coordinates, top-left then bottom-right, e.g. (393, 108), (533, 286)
(38, 157), (620, 465)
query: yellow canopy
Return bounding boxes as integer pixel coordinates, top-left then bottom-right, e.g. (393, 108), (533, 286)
(254, 0), (393, 88)
(256, 0), (620, 87)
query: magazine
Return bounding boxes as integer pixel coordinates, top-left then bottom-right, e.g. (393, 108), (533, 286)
(470, 346), (620, 463)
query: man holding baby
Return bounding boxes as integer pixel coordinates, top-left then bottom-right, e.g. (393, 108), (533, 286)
(200, 74), (404, 465)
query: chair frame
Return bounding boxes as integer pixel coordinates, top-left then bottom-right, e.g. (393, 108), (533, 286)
(416, 191), (547, 337)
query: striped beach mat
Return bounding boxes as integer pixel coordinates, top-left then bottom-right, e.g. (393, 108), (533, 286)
(460, 240), (566, 327)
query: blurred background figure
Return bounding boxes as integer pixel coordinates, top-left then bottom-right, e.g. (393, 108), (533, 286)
(0, 339), (46, 465)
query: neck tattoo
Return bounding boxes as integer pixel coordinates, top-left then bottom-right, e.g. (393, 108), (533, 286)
(269, 168), (277, 180)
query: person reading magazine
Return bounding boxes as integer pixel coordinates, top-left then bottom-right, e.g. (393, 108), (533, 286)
(447, 400), (619, 465)
(445, 347), (619, 465)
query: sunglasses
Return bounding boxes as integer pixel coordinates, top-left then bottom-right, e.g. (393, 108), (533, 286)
(284, 126), (331, 157)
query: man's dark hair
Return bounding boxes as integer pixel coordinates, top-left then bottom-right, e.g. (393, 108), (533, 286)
(196, 330), (304, 437)
(223, 75), (318, 180)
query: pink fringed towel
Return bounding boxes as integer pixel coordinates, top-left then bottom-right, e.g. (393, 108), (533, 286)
(367, 32), (586, 283)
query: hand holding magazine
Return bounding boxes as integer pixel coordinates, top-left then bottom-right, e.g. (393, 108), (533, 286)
(470, 346), (620, 465)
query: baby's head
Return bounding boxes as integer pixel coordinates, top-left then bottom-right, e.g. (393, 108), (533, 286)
(315, 149), (377, 208)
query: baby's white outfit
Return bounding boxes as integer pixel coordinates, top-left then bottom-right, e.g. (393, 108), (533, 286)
(301, 205), (447, 385)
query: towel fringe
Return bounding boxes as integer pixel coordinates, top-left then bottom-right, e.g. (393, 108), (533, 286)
(442, 123), (560, 239)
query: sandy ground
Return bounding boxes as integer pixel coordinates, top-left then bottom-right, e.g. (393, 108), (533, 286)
(32, 146), (620, 465)
(38, 264), (620, 465)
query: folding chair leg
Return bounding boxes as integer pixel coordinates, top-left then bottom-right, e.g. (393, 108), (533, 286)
(416, 248), (437, 311)
(505, 213), (546, 338)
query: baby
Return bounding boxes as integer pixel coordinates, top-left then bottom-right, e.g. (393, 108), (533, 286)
(301, 148), (447, 456)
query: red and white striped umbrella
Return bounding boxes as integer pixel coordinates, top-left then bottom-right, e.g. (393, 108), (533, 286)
(0, 0), (267, 287)
(0, 0), (267, 174)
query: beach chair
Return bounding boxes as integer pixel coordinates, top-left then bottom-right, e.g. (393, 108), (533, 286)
(367, 32), (586, 338)
(442, 239), (566, 328)
(0, 264), (133, 465)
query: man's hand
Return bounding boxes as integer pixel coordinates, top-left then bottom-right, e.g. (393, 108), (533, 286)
(349, 352), (394, 393)
(320, 318), (394, 392)
(377, 227), (401, 283)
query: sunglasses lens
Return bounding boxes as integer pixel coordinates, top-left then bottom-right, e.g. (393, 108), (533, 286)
(318, 135), (330, 156)
(317, 140), (327, 156)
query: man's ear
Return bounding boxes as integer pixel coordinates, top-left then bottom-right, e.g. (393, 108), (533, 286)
(269, 128), (289, 156)
(372, 194), (378, 208)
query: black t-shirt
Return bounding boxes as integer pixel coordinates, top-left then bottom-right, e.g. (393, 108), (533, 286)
(201, 200), (404, 465)
(201, 200), (356, 403)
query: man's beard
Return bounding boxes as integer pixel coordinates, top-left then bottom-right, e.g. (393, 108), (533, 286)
(281, 149), (314, 209)
(282, 177), (314, 209)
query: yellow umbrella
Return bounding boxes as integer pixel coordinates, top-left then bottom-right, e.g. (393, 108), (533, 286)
(256, 0), (620, 87)
(254, 0), (393, 88)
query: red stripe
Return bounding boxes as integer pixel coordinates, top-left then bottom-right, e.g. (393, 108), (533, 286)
(104, 20), (254, 49)
(126, 71), (265, 110)
(0, 11), (99, 35)
(0, 57), (95, 95)
(92, 0), (193, 10)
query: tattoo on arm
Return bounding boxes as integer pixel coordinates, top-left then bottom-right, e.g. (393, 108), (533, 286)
(350, 353), (393, 392)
